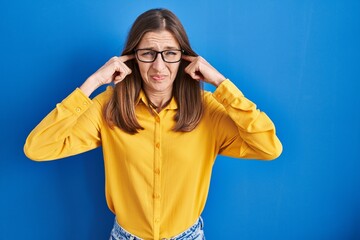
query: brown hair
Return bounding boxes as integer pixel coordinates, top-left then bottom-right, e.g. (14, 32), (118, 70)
(104, 8), (203, 134)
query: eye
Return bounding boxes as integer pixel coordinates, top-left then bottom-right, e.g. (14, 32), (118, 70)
(140, 50), (156, 57)
(164, 50), (179, 56)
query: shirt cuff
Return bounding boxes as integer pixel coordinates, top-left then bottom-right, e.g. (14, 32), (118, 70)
(213, 79), (245, 107)
(61, 88), (93, 115)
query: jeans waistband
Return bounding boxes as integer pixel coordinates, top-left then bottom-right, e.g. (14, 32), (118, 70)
(110, 217), (204, 240)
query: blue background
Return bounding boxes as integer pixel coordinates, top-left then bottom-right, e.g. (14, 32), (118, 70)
(1, 0), (359, 239)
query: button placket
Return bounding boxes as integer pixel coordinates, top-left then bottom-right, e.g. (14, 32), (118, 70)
(153, 113), (162, 240)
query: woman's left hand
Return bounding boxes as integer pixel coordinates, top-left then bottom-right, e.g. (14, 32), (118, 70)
(182, 55), (226, 87)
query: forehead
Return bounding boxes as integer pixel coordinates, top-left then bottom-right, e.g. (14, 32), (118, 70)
(137, 30), (180, 49)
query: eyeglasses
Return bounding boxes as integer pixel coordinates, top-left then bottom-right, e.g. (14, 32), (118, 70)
(135, 49), (184, 63)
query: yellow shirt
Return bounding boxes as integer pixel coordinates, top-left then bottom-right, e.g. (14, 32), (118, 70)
(24, 79), (282, 240)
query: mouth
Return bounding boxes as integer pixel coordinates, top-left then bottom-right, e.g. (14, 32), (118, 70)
(151, 74), (166, 81)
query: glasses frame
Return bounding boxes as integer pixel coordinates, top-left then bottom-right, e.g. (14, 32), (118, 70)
(134, 49), (184, 63)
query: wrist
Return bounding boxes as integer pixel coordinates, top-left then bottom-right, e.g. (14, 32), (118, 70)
(213, 76), (226, 87)
(80, 76), (101, 97)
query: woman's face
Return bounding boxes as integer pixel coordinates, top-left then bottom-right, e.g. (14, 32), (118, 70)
(135, 30), (181, 96)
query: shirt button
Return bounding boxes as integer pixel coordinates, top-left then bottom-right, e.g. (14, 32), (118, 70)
(216, 93), (221, 98)
(155, 116), (160, 123)
(222, 99), (228, 104)
(154, 168), (160, 174)
(153, 193), (160, 199)
(155, 218), (160, 223)
(75, 107), (81, 112)
(155, 143), (160, 148)
(83, 102), (88, 106)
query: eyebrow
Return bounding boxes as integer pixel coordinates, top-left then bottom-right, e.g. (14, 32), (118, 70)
(137, 46), (180, 50)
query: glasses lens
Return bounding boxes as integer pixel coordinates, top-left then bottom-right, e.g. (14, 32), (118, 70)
(136, 50), (157, 62)
(162, 50), (182, 63)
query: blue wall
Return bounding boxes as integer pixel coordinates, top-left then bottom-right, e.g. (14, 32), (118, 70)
(1, 0), (359, 239)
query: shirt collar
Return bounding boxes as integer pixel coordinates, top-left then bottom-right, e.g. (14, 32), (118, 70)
(136, 90), (178, 110)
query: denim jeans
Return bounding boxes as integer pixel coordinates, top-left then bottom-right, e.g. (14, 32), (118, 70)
(109, 217), (205, 240)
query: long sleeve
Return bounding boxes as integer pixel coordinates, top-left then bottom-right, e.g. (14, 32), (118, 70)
(209, 79), (282, 160)
(24, 88), (104, 161)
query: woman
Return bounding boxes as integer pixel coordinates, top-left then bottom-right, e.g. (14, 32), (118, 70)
(24, 8), (282, 240)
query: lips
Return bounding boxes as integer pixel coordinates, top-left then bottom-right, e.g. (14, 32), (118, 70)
(151, 74), (166, 81)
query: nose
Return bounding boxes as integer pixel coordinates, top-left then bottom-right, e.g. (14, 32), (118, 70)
(151, 52), (166, 71)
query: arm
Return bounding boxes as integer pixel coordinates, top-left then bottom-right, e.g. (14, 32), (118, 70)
(24, 55), (134, 161)
(182, 55), (282, 160)
(210, 79), (282, 160)
(24, 89), (103, 161)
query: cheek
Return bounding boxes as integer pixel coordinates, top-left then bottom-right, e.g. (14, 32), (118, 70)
(170, 64), (181, 77)
(137, 63), (149, 80)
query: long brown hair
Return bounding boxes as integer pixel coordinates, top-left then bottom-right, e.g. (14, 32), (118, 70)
(104, 8), (203, 134)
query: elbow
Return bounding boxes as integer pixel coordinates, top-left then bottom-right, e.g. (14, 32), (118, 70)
(264, 140), (283, 161)
(24, 135), (40, 161)
(23, 144), (41, 161)
(23, 140), (50, 162)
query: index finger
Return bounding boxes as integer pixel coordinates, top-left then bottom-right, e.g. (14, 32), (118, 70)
(119, 54), (135, 62)
(181, 54), (197, 62)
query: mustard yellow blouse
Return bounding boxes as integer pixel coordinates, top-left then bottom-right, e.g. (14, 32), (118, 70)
(24, 79), (282, 239)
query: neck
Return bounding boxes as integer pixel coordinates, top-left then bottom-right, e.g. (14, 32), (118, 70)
(144, 85), (172, 103)
(145, 91), (172, 112)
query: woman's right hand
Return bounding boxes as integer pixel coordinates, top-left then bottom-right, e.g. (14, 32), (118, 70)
(80, 55), (134, 96)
